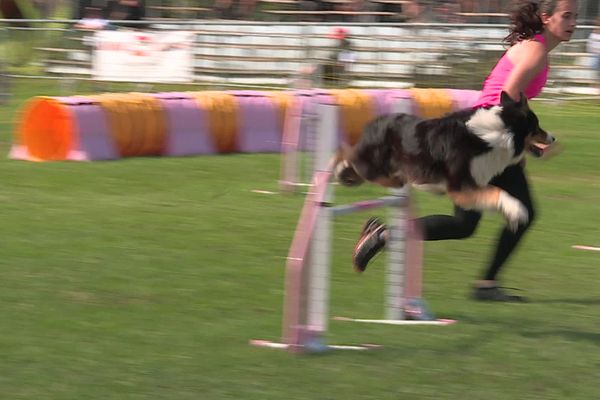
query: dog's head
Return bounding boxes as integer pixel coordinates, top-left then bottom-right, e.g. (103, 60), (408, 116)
(499, 91), (555, 157)
(332, 115), (406, 188)
(331, 143), (365, 187)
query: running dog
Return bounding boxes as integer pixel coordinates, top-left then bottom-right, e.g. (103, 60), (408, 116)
(333, 91), (555, 231)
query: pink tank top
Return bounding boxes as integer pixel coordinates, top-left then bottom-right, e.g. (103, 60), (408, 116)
(473, 34), (548, 108)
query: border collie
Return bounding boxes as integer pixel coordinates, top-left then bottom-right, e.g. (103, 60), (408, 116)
(333, 91), (555, 231)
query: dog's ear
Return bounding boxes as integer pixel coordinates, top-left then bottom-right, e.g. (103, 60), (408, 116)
(500, 91), (527, 108)
(500, 91), (515, 106)
(518, 92), (527, 108)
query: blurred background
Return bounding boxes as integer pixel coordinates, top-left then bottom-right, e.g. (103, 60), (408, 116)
(0, 0), (599, 97)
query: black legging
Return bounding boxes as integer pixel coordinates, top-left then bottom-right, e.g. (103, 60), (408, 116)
(416, 164), (536, 281)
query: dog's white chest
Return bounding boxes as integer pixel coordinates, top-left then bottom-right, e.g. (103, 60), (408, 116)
(466, 107), (520, 186)
(470, 146), (518, 186)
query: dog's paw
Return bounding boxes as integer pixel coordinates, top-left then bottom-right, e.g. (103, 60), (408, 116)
(498, 191), (528, 232)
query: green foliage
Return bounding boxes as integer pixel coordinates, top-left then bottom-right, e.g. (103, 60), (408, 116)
(0, 80), (599, 399)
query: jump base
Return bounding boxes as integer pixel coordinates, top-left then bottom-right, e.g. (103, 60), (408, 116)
(334, 317), (457, 326)
(249, 339), (382, 353)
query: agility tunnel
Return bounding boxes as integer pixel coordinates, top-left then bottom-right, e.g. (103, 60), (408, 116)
(10, 88), (481, 162)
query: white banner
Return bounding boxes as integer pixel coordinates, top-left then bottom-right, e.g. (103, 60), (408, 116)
(92, 30), (194, 83)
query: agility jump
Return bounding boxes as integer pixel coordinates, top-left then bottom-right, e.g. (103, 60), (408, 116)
(253, 102), (454, 353)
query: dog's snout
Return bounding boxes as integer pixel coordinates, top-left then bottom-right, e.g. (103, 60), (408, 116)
(534, 127), (555, 145)
(541, 132), (555, 145)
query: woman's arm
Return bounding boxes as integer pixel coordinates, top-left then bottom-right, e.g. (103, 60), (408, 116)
(503, 40), (547, 101)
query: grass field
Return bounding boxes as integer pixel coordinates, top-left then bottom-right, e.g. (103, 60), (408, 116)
(1, 79), (599, 399)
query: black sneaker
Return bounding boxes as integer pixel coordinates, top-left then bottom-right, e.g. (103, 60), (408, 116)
(352, 217), (387, 273)
(472, 286), (528, 302)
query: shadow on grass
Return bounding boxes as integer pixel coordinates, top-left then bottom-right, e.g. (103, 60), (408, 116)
(520, 330), (600, 345)
(532, 297), (600, 305)
(450, 308), (600, 346)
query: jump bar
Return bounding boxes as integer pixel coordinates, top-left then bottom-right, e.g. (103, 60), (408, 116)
(330, 195), (408, 217)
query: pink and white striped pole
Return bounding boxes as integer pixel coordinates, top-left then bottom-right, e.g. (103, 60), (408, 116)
(281, 170), (331, 349)
(279, 95), (305, 193)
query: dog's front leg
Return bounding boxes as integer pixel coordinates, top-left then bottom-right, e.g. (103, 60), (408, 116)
(448, 186), (528, 232)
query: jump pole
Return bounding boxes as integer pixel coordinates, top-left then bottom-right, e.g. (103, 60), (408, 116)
(253, 101), (379, 352)
(279, 94), (306, 192)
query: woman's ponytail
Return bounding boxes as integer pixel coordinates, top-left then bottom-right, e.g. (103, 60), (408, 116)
(504, 1), (544, 45)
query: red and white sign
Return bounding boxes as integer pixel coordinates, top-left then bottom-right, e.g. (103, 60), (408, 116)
(92, 30), (194, 82)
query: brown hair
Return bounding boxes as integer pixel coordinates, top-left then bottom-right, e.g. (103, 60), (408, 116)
(504, 0), (564, 45)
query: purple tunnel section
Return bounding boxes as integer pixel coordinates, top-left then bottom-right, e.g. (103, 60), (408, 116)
(152, 92), (215, 157)
(362, 89), (392, 117)
(55, 96), (117, 161)
(363, 89), (416, 116)
(235, 93), (282, 153)
(447, 89), (482, 110)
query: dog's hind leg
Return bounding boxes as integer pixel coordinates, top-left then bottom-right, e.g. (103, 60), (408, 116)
(448, 186), (528, 232)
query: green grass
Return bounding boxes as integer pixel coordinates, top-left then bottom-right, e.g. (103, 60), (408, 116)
(1, 80), (599, 399)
